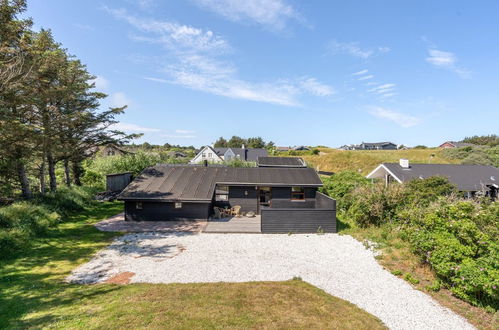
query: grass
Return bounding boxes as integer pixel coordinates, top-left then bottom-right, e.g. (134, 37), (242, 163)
(301, 148), (460, 174)
(0, 201), (385, 329)
(339, 216), (498, 330)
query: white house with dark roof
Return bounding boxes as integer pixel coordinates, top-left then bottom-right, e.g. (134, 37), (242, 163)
(190, 145), (268, 164)
(340, 142), (397, 150)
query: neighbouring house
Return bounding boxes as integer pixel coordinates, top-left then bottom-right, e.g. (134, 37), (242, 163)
(340, 142), (397, 150)
(257, 156), (307, 168)
(190, 145), (268, 164)
(118, 164), (337, 233)
(439, 141), (475, 148)
(366, 159), (499, 199)
(275, 146), (291, 152)
(87, 144), (133, 157)
(293, 146), (310, 151)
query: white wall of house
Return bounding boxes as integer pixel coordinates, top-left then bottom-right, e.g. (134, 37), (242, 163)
(223, 148), (236, 161)
(190, 146), (223, 163)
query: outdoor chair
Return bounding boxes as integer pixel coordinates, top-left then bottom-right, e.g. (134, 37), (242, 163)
(231, 205), (241, 217)
(213, 207), (224, 219)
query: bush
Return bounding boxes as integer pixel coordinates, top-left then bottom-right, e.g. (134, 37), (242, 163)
(320, 171), (371, 213)
(33, 186), (95, 215)
(0, 203), (60, 259)
(347, 183), (405, 227)
(404, 176), (457, 206)
(400, 200), (498, 308)
(0, 186), (96, 260)
(85, 152), (161, 178)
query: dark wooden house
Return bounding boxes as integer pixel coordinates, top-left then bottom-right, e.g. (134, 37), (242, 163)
(118, 164), (336, 233)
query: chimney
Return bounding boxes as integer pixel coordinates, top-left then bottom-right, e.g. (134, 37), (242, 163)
(399, 159), (410, 168)
(242, 144), (246, 149)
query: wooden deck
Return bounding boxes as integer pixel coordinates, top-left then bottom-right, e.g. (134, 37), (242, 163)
(203, 215), (262, 233)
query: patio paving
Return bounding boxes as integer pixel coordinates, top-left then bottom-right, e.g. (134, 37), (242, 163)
(203, 215), (261, 233)
(95, 213), (207, 233)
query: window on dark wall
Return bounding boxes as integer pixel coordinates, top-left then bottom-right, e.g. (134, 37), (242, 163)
(136, 202), (143, 209)
(291, 187), (305, 200)
(215, 185), (229, 201)
(175, 202), (182, 209)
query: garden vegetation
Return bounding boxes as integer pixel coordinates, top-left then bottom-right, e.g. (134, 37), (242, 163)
(321, 173), (498, 311)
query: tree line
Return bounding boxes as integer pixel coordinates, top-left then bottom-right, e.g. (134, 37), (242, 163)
(0, 1), (135, 199)
(213, 136), (274, 149)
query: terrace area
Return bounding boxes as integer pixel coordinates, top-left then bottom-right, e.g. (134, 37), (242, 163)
(204, 215), (262, 233)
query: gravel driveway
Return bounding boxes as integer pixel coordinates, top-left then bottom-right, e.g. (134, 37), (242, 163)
(67, 232), (473, 330)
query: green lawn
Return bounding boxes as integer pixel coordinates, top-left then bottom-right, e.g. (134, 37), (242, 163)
(0, 202), (385, 329)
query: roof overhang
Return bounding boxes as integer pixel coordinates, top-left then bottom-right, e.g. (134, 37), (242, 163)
(215, 182), (323, 187)
(118, 197), (212, 203)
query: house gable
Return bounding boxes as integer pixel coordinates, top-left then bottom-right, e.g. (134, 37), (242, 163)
(190, 146), (223, 164)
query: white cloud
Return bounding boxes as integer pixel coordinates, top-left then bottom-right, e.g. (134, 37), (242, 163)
(92, 75), (109, 90)
(426, 49), (471, 78)
(369, 106), (421, 127)
(358, 75), (373, 81)
(352, 69), (368, 76)
(108, 9), (329, 106)
(328, 41), (390, 59)
(107, 7), (230, 54)
(143, 77), (169, 83)
(109, 92), (133, 108)
(167, 55), (300, 106)
(299, 78), (335, 97)
(175, 129), (195, 134)
(110, 122), (161, 133)
(192, 0), (299, 30)
(368, 83), (396, 94)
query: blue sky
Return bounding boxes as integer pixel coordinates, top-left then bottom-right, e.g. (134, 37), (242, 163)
(26, 0), (499, 147)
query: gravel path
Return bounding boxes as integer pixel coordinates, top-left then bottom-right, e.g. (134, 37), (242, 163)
(67, 232), (473, 330)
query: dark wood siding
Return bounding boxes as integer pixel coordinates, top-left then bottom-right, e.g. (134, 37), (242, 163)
(261, 209), (336, 233)
(228, 186), (258, 213)
(270, 187), (316, 208)
(125, 201), (210, 221)
(261, 192), (336, 233)
(106, 173), (133, 192)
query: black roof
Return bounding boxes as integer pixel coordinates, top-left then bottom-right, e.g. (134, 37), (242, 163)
(362, 142), (396, 147)
(381, 163), (499, 191)
(118, 165), (323, 201)
(213, 147), (268, 162)
(257, 157), (306, 167)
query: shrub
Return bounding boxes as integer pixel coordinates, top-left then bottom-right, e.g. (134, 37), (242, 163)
(33, 186), (95, 215)
(0, 203), (60, 259)
(404, 176), (457, 206)
(346, 183), (404, 227)
(404, 273), (420, 285)
(0, 228), (31, 258)
(320, 171), (371, 213)
(85, 152), (161, 178)
(0, 202), (60, 234)
(0, 186), (96, 260)
(400, 200), (498, 308)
